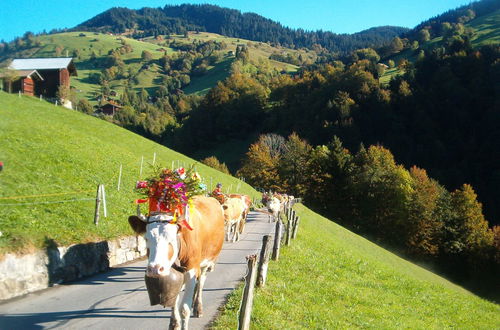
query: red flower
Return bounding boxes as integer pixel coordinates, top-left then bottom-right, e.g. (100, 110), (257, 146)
(176, 167), (186, 179)
(136, 181), (148, 189)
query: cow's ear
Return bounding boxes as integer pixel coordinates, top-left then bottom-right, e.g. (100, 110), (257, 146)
(222, 205), (228, 210)
(129, 216), (146, 234)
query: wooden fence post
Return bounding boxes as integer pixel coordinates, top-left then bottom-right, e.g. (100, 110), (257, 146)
(117, 164), (122, 191)
(292, 216), (300, 239)
(238, 254), (258, 330)
(256, 235), (272, 287)
(140, 156), (144, 177)
(272, 220), (282, 261)
(285, 220), (291, 246)
(100, 184), (107, 218)
(94, 184), (101, 225)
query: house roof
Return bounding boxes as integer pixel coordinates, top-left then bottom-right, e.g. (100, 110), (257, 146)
(10, 58), (72, 70)
(0, 69), (43, 80)
(9, 58), (77, 76)
(101, 101), (123, 109)
(16, 70), (44, 81)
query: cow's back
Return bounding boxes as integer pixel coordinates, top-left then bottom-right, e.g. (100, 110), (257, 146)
(179, 196), (225, 272)
(224, 197), (246, 219)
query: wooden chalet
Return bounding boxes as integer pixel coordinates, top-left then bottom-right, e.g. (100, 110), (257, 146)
(7, 58), (77, 97)
(98, 100), (123, 116)
(0, 70), (43, 96)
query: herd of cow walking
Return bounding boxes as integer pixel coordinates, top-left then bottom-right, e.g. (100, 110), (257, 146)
(212, 185), (295, 243)
(129, 167), (295, 329)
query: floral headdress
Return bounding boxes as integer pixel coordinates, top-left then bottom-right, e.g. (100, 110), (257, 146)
(135, 165), (207, 220)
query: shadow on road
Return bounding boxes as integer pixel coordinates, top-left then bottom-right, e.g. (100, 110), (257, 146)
(0, 308), (170, 329)
(57, 266), (145, 287)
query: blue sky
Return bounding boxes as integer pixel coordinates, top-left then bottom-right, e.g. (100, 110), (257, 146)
(0, 0), (473, 42)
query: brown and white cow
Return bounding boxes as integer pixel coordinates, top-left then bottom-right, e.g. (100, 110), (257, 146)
(265, 196), (281, 223)
(222, 197), (247, 242)
(228, 193), (252, 234)
(129, 195), (224, 330)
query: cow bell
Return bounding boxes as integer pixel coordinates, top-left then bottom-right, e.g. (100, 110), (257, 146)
(144, 267), (184, 307)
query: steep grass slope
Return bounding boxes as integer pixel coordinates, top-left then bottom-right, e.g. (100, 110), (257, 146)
(0, 92), (259, 255)
(213, 204), (499, 328)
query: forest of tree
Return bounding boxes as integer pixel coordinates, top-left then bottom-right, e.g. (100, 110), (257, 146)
(236, 133), (498, 298)
(74, 7), (203, 38)
(76, 4), (408, 55)
(171, 38), (500, 233)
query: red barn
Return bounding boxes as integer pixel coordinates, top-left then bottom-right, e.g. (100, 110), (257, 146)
(8, 58), (77, 97)
(0, 70), (43, 96)
(98, 100), (123, 116)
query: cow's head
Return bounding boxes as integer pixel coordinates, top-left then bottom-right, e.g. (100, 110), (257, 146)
(129, 215), (181, 278)
(266, 197), (281, 214)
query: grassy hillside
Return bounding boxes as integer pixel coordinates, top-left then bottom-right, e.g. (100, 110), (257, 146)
(380, 9), (500, 84)
(213, 203), (499, 328)
(152, 32), (304, 71)
(468, 8), (500, 46)
(1, 31), (303, 100)
(0, 91), (260, 255)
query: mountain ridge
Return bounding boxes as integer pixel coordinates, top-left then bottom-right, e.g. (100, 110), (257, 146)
(76, 4), (409, 54)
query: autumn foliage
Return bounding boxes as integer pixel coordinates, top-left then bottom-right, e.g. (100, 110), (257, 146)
(239, 134), (498, 286)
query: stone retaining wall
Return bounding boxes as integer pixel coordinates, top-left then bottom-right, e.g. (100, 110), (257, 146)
(0, 235), (146, 301)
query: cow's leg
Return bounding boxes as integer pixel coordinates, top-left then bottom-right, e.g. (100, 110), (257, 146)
(169, 294), (182, 330)
(239, 215), (246, 235)
(225, 222), (231, 242)
(235, 220), (241, 241)
(180, 269), (196, 330)
(231, 221), (236, 243)
(231, 220), (239, 242)
(193, 265), (209, 317)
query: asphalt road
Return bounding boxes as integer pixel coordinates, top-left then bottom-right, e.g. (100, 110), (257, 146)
(0, 210), (275, 330)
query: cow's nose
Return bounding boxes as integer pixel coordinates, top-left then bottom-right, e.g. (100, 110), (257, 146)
(147, 264), (166, 277)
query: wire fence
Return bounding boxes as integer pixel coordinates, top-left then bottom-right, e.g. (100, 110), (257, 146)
(0, 154), (252, 224)
(0, 190), (95, 201)
(0, 198), (95, 206)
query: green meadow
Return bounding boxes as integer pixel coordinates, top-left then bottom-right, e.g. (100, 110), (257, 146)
(468, 8), (500, 46)
(0, 91), (259, 255)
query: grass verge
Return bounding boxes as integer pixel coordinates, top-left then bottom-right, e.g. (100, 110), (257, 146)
(212, 204), (500, 329)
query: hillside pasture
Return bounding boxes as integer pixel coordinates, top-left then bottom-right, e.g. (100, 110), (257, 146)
(29, 32), (170, 101)
(3, 31), (305, 100)
(468, 8), (500, 46)
(0, 92), (259, 255)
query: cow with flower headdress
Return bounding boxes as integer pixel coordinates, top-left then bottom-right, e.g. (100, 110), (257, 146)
(129, 166), (224, 330)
